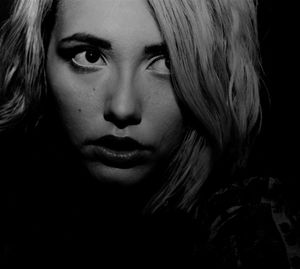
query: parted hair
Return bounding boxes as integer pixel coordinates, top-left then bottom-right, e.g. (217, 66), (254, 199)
(0, 0), (261, 214)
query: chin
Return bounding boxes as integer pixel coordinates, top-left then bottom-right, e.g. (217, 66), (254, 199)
(85, 161), (154, 186)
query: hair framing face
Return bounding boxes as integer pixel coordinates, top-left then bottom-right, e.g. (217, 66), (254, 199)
(147, 0), (261, 212)
(0, 0), (261, 214)
(0, 0), (56, 131)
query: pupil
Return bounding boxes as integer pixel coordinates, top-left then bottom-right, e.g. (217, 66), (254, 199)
(86, 50), (99, 63)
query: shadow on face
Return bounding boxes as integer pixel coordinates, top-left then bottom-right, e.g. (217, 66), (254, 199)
(46, 0), (185, 186)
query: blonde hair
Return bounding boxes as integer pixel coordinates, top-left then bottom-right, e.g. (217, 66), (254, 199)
(147, 0), (261, 212)
(0, 0), (261, 214)
(0, 0), (55, 132)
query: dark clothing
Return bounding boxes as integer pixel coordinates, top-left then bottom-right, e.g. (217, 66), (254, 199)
(196, 176), (300, 269)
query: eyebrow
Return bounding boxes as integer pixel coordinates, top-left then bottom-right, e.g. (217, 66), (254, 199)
(144, 43), (168, 56)
(59, 32), (168, 56)
(59, 33), (112, 50)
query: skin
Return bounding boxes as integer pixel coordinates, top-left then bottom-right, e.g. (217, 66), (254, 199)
(46, 0), (184, 185)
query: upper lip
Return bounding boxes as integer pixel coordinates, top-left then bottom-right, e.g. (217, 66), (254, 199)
(87, 135), (146, 151)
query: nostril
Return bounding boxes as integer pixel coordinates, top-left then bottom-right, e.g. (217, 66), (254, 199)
(104, 110), (141, 129)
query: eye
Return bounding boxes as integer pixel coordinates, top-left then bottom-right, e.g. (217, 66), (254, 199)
(147, 56), (171, 74)
(72, 48), (106, 69)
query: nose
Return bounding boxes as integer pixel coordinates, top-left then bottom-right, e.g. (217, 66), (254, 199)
(104, 73), (142, 129)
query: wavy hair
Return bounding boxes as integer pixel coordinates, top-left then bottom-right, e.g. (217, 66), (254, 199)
(147, 0), (261, 212)
(0, 0), (56, 132)
(0, 0), (261, 214)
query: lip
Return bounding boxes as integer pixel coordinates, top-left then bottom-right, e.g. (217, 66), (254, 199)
(83, 135), (150, 168)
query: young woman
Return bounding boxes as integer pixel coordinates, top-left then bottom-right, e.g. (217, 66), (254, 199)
(0, 0), (299, 267)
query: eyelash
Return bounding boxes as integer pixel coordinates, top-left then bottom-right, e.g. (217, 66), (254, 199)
(58, 45), (170, 73)
(58, 46), (106, 72)
(148, 55), (171, 72)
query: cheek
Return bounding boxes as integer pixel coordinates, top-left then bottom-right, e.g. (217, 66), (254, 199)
(143, 81), (184, 153)
(46, 63), (100, 144)
(156, 109), (184, 152)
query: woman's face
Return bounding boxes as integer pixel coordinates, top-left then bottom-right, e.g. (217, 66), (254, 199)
(46, 0), (184, 185)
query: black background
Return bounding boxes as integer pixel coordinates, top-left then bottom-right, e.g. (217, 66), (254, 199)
(0, 1), (298, 187)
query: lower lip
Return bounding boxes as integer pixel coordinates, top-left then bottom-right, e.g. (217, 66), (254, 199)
(86, 145), (147, 168)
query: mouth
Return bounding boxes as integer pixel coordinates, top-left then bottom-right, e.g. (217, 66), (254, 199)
(83, 135), (151, 168)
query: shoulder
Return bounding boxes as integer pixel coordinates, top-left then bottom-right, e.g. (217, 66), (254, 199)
(199, 176), (300, 268)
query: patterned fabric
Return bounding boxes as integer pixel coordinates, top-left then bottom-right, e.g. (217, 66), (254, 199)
(196, 177), (300, 268)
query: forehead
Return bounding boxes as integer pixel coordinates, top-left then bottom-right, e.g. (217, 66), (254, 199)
(55, 0), (162, 45)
